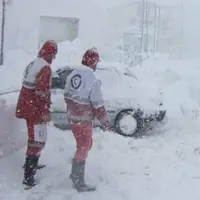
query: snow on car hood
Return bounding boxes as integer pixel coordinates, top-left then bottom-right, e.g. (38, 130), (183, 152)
(95, 66), (163, 112)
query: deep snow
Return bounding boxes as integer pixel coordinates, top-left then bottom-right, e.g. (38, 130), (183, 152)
(1, 45), (200, 199)
(2, 117), (200, 200)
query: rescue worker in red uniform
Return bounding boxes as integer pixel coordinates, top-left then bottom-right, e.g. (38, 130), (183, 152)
(15, 40), (58, 189)
(64, 48), (110, 192)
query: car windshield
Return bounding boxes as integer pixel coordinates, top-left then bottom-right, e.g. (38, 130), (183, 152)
(95, 67), (139, 99)
(95, 66), (159, 110)
(96, 64), (138, 80)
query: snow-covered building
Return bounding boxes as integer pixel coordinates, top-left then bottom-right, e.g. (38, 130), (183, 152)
(106, 0), (143, 52)
(106, 0), (184, 59)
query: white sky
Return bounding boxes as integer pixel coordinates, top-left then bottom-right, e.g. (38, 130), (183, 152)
(7, 0), (200, 57)
(103, 0), (200, 56)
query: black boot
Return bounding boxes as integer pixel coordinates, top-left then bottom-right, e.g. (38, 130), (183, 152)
(23, 155), (39, 189)
(37, 164), (46, 169)
(23, 163), (46, 170)
(23, 155), (46, 170)
(69, 159), (96, 192)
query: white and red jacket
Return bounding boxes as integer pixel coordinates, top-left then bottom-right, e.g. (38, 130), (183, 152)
(16, 57), (52, 123)
(64, 66), (109, 128)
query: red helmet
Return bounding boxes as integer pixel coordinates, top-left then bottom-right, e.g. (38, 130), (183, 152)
(38, 40), (58, 64)
(82, 48), (100, 69)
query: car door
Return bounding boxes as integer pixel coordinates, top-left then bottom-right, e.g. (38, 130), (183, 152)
(50, 67), (74, 130)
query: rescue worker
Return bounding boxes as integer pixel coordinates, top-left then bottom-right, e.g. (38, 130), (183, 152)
(15, 40), (58, 189)
(64, 48), (110, 192)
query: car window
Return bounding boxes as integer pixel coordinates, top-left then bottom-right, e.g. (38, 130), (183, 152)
(95, 66), (141, 100)
(96, 67), (120, 75)
(58, 68), (73, 89)
(96, 66), (138, 81)
(57, 68), (73, 79)
(52, 68), (73, 89)
(95, 68), (122, 88)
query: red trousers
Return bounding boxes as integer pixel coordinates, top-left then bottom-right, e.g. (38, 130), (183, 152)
(70, 121), (93, 161)
(26, 119), (47, 157)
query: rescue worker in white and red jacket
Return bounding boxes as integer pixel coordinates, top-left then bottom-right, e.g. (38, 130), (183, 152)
(15, 40), (58, 189)
(64, 48), (110, 192)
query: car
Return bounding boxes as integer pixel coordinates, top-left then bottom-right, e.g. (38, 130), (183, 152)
(0, 62), (166, 138)
(50, 62), (166, 137)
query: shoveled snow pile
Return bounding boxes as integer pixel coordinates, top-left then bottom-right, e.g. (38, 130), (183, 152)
(132, 59), (200, 120)
(0, 49), (32, 92)
(52, 38), (86, 68)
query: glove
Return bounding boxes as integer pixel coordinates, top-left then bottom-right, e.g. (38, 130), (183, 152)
(41, 107), (51, 123)
(101, 120), (111, 132)
(42, 113), (51, 122)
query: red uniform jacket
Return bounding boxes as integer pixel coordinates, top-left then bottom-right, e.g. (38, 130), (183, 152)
(16, 57), (52, 123)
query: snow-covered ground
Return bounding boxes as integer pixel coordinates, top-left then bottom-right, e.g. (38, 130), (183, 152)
(1, 45), (200, 199)
(1, 113), (200, 200)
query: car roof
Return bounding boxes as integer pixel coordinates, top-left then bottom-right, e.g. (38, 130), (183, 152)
(53, 61), (128, 70)
(53, 62), (138, 80)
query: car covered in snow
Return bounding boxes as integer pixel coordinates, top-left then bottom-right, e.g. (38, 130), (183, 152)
(0, 61), (166, 138)
(50, 62), (166, 137)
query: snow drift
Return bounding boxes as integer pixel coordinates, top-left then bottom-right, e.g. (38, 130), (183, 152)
(0, 96), (26, 158)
